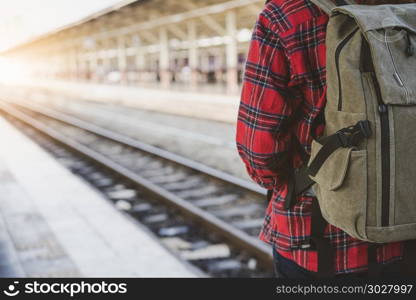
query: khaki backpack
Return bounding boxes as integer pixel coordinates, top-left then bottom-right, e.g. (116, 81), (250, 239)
(286, 0), (416, 276)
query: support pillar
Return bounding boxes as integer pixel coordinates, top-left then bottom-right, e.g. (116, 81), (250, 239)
(225, 10), (239, 94)
(90, 48), (99, 82)
(79, 55), (88, 81)
(136, 47), (146, 83)
(159, 27), (171, 88)
(69, 48), (78, 80)
(117, 36), (127, 84)
(187, 20), (198, 88)
(102, 39), (112, 83)
(133, 34), (146, 84)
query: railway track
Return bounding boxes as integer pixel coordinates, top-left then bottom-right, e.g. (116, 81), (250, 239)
(0, 100), (273, 277)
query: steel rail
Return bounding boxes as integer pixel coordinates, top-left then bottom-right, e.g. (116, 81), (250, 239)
(14, 101), (266, 196)
(0, 102), (273, 269)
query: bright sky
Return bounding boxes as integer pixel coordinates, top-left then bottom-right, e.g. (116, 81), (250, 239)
(0, 0), (125, 51)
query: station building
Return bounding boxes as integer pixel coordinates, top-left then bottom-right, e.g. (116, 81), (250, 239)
(2, 0), (263, 94)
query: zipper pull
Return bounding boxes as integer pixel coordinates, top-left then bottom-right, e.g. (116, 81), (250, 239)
(378, 104), (388, 114)
(406, 31), (414, 57)
(393, 72), (404, 87)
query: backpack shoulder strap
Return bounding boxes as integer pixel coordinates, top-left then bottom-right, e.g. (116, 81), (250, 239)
(310, 0), (356, 15)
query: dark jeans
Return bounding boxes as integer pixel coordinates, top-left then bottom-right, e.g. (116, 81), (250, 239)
(273, 248), (403, 279)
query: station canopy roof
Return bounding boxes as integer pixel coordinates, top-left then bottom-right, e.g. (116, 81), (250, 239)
(3, 0), (262, 54)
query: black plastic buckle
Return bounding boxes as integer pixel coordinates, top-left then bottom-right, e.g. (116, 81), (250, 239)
(336, 120), (371, 148)
(358, 120), (372, 138)
(336, 131), (351, 147)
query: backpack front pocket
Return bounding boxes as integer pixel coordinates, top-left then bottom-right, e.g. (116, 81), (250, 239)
(366, 27), (416, 105)
(309, 139), (368, 240)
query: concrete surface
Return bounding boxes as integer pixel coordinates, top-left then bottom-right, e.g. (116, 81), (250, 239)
(0, 115), (198, 278)
(0, 79), (240, 123)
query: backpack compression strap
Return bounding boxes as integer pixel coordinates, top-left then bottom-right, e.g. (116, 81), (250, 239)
(308, 120), (372, 177)
(285, 120), (371, 278)
(310, 0), (355, 14)
(284, 120), (372, 210)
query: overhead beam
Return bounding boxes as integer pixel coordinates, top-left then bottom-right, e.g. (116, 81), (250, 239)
(181, 2), (226, 36)
(167, 25), (188, 41)
(73, 0), (263, 45)
(7, 0), (263, 55)
(246, 4), (263, 15)
(138, 31), (159, 44)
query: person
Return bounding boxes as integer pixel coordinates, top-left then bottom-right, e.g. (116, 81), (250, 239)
(236, 0), (416, 278)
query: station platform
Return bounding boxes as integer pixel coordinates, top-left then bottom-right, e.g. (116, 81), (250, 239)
(0, 115), (198, 277)
(1, 79), (240, 123)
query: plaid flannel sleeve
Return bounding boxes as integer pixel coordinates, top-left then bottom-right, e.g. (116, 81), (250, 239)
(236, 13), (294, 190)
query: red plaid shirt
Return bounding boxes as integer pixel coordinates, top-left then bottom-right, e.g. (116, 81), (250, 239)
(236, 0), (403, 274)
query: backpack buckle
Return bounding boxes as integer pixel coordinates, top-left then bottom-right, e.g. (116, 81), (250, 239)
(357, 120), (372, 138)
(336, 120), (372, 148)
(336, 131), (351, 147)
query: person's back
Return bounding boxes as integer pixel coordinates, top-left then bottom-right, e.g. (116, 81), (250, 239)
(237, 0), (415, 278)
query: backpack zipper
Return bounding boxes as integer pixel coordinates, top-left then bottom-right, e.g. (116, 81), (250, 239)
(370, 73), (391, 227)
(406, 31), (414, 57)
(377, 30), (412, 226)
(379, 104), (390, 227)
(335, 28), (359, 111)
(385, 30), (411, 104)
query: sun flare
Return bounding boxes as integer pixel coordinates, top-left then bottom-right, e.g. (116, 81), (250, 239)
(0, 56), (30, 84)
